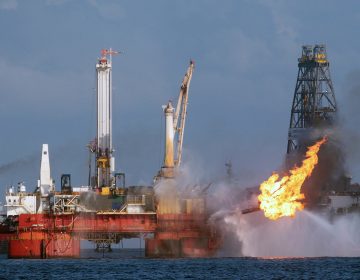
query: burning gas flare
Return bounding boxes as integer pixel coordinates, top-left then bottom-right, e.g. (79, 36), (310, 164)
(258, 137), (327, 220)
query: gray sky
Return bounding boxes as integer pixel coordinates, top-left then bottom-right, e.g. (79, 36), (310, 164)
(1, 0), (360, 191)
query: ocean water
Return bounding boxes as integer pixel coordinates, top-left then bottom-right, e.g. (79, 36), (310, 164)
(0, 250), (359, 280)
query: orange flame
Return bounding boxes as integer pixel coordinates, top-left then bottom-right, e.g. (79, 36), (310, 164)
(258, 137), (327, 220)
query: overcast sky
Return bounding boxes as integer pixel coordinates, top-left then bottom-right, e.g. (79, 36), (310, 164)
(1, 0), (360, 191)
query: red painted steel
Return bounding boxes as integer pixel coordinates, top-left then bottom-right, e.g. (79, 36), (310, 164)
(73, 213), (157, 233)
(2, 213), (158, 258)
(0, 211), (221, 258)
(145, 213), (221, 257)
(9, 232), (80, 258)
(17, 213), (157, 233)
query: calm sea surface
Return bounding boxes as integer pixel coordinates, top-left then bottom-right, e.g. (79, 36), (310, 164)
(0, 250), (359, 279)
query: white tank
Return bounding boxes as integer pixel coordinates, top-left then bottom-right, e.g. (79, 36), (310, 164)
(19, 183), (26, 193)
(8, 186), (14, 195)
(110, 156), (115, 173)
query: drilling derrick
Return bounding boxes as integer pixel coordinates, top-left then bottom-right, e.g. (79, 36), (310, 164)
(287, 44), (337, 154)
(95, 49), (118, 190)
(286, 44), (344, 206)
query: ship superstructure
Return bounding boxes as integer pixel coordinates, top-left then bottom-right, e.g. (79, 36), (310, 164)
(5, 144), (54, 216)
(5, 182), (36, 216)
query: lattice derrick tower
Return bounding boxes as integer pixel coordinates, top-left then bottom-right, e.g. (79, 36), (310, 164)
(287, 44), (337, 154)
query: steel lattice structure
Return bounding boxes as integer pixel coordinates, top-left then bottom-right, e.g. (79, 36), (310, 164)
(287, 44), (337, 154)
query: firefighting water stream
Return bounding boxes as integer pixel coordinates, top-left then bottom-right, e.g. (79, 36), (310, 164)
(223, 210), (360, 257)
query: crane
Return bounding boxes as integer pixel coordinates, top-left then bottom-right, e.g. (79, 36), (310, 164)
(158, 60), (194, 180)
(173, 60), (194, 167)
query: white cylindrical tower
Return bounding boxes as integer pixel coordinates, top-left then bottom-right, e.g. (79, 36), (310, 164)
(158, 101), (176, 180)
(163, 101), (175, 169)
(96, 49), (113, 188)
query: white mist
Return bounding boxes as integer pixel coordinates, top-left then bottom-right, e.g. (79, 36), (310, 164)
(223, 210), (360, 257)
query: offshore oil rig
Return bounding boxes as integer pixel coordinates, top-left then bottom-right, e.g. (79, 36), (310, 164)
(286, 44), (360, 212)
(0, 50), (220, 258)
(1, 45), (359, 258)
(238, 44), (360, 217)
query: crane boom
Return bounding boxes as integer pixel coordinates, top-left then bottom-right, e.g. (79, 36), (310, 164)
(173, 60), (194, 167)
(155, 61), (194, 181)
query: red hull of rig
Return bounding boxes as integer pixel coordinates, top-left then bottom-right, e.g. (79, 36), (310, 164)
(145, 214), (220, 258)
(0, 212), (220, 258)
(8, 234), (80, 259)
